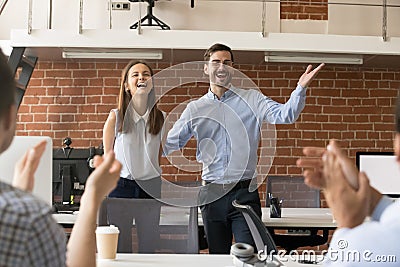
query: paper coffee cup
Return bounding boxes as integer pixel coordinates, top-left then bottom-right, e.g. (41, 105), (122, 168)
(96, 225), (120, 259)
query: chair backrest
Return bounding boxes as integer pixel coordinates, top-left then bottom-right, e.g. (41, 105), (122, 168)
(266, 176), (320, 208)
(98, 198), (199, 254)
(232, 200), (278, 255)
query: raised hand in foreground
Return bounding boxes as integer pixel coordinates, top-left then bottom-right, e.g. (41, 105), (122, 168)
(12, 140), (47, 192)
(67, 151), (121, 267)
(297, 140), (382, 229)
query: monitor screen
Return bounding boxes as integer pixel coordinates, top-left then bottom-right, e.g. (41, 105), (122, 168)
(0, 136), (53, 205)
(356, 152), (400, 196)
(53, 147), (103, 205)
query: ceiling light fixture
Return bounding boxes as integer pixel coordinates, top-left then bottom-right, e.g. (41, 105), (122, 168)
(62, 50), (163, 60)
(265, 52), (363, 65)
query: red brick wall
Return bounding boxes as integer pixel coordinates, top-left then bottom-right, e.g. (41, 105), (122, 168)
(280, 0), (328, 20)
(16, 60), (400, 204)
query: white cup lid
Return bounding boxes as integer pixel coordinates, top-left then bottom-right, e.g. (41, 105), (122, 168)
(96, 225), (120, 234)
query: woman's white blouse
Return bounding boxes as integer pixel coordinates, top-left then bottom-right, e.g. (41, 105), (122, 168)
(112, 108), (163, 180)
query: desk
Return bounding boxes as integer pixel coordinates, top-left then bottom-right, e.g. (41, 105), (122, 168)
(96, 253), (322, 267)
(53, 212), (77, 227)
(262, 208), (336, 229)
(262, 208), (334, 253)
(53, 207), (335, 229)
(97, 254), (231, 267)
(53, 206), (200, 227)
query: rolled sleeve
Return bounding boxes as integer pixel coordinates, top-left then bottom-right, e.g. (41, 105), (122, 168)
(263, 84), (306, 124)
(163, 104), (194, 156)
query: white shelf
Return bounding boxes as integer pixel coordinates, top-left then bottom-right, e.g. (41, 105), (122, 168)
(10, 29), (400, 53)
(8, 29), (400, 64)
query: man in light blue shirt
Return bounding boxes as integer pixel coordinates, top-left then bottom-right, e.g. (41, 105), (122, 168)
(164, 43), (324, 254)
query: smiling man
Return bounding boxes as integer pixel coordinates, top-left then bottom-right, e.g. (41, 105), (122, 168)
(164, 43), (324, 254)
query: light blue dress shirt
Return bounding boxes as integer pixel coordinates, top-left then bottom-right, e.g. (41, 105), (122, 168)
(164, 84), (306, 183)
(325, 197), (400, 266)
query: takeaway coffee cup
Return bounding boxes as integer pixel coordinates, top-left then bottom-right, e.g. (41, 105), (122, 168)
(96, 225), (120, 259)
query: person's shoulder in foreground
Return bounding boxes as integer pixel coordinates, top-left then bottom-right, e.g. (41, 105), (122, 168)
(0, 48), (121, 267)
(0, 180), (66, 267)
(324, 197), (400, 266)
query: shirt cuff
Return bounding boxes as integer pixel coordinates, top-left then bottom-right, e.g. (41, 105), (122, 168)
(292, 83), (307, 96)
(370, 196), (393, 221)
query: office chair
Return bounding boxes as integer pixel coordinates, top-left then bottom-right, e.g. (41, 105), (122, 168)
(98, 197), (199, 253)
(266, 176), (329, 253)
(128, 0), (170, 30)
(232, 200), (278, 255)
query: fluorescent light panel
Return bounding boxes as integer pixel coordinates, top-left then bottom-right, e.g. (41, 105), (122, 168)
(265, 52), (363, 65)
(62, 50), (163, 60)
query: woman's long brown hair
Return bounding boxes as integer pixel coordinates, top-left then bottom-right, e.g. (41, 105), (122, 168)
(118, 60), (164, 135)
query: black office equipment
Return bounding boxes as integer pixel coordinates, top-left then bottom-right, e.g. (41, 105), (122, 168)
(52, 137), (103, 211)
(269, 194), (282, 218)
(7, 47), (38, 109)
(265, 176), (329, 253)
(129, 0), (170, 30)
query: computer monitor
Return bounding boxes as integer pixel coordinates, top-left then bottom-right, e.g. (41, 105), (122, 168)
(0, 136), (53, 205)
(356, 152), (400, 196)
(52, 146), (103, 206)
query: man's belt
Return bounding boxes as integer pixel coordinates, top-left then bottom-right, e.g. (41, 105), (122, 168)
(201, 179), (252, 191)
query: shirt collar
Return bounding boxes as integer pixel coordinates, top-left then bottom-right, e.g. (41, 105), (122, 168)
(206, 85), (235, 100)
(133, 108), (150, 123)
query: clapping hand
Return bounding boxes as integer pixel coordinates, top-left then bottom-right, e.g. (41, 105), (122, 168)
(322, 143), (370, 228)
(83, 151), (122, 203)
(297, 140), (371, 228)
(296, 140), (359, 190)
(12, 140), (47, 192)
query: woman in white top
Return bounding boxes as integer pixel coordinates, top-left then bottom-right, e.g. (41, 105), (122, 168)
(103, 61), (164, 199)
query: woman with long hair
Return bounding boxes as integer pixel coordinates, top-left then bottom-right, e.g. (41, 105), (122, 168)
(103, 60), (164, 199)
